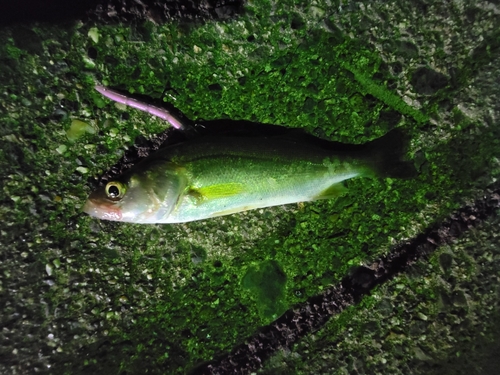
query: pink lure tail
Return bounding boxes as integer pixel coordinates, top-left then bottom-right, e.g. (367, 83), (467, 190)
(95, 85), (185, 130)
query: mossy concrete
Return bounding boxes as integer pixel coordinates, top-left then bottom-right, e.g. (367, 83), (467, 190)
(0, 0), (499, 374)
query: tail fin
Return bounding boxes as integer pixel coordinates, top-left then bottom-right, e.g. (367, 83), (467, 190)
(362, 129), (417, 179)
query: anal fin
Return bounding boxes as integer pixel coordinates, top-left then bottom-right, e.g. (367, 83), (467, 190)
(313, 183), (348, 200)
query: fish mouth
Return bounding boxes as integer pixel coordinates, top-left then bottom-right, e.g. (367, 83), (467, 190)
(83, 198), (123, 221)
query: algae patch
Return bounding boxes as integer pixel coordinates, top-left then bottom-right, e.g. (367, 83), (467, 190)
(241, 260), (287, 322)
(66, 119), (96, 142)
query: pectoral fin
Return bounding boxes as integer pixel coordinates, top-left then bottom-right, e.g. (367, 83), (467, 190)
(191, 182), (245, 201)
(313, 183), (348, 200)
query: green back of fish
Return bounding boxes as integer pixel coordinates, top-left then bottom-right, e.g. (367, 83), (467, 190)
(162, 136), (366, 195)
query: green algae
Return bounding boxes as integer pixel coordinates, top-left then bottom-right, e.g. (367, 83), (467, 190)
(241, 260), (287, 322)
(343, 62), (429, 124)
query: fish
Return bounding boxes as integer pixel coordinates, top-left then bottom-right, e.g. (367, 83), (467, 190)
(83, 125), (416, 224)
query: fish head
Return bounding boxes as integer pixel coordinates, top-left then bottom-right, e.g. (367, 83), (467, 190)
(83, 162), (187, 223)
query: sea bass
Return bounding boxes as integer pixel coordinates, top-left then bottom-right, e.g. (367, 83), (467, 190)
(83, 129), (415, 224)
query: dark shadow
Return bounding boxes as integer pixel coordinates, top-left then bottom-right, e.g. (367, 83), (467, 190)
(0, 0), (100, 25)
(0, 0), (244, 26)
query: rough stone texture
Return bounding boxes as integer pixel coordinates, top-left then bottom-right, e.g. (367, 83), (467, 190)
(258, 204), (500, 375)
(196, 187), (500, 374)
(1, 0), (499, 374)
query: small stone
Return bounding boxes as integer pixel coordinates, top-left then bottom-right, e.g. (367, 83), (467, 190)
(66, 119), (95, 142)
(119, 296), (128, 304)
(88, 27), (100, 43)
(417, 312), (428, 321)
(56, 145), (67, 154)
(109, 128), (119, 137)
(114, 103), (127, 111)
(82, 56), (96, 69)
(76, 166), (89, 174)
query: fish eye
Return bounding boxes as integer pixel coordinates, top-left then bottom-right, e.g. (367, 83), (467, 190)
(105, 181), (126, 200)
